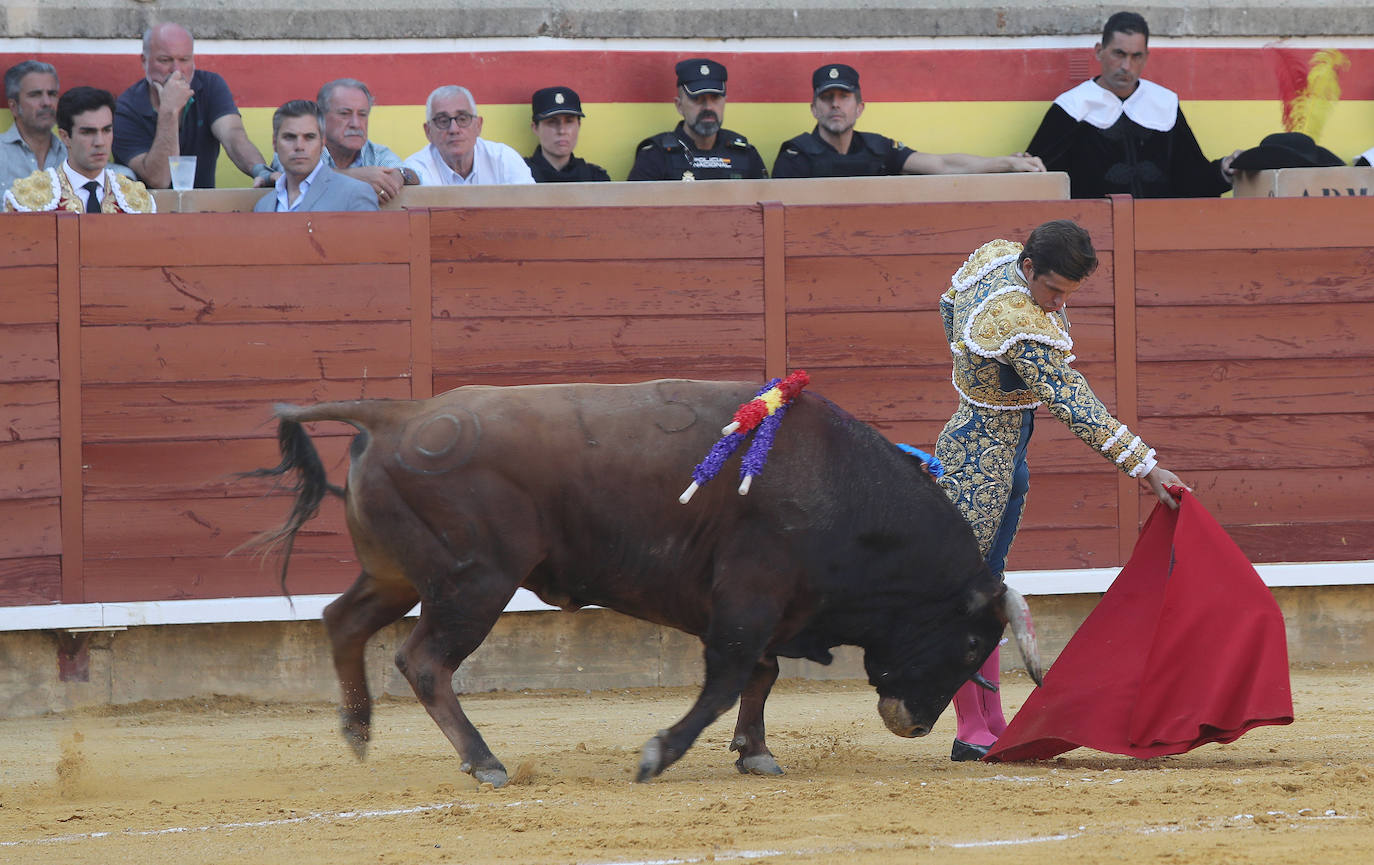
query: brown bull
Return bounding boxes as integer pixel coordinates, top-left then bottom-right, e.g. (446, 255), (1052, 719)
(244, 379), (1041, 786)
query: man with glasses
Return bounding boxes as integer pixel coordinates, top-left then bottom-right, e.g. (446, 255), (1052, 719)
(403, 85), (533, 185)
(627, 58), (766, 181)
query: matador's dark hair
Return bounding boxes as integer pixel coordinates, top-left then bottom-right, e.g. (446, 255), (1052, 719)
(1021, 219), (1099, 282)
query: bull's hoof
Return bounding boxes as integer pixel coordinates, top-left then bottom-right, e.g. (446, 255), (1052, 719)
(735, 753), (785, 776)
(340, 722), (370, 760)
(635, 730), (670, 783)
(460, 759), (510, 789)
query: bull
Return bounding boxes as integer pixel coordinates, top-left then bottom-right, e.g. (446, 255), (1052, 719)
(244, 379), (1041, 786)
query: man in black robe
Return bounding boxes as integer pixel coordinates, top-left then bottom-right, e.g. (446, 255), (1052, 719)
(1027, 11), (1240, 199)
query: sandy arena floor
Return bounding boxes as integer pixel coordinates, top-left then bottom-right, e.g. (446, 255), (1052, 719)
(1, 667), (1370, 865)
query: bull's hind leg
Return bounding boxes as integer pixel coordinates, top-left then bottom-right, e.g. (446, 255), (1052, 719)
(730, 655), (784, 775)
(322, 572), (420, 758)
(395, 581), (516, 788)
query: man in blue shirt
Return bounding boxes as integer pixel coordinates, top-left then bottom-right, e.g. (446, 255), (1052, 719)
(113, 22), (268, 188)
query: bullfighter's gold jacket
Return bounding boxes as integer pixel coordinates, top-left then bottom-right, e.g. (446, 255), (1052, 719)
(3, 166), (155, 213)
(934, 239), (1156, 559)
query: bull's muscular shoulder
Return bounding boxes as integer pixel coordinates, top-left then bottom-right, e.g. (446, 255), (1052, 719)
(950, 238), (1022, 293)
(963, 289), (1071, 358)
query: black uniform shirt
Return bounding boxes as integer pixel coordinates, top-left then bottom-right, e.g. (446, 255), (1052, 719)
(526, 148), (612, 183)
(772, 127), (915, 178)
(627, 122), (767, 181)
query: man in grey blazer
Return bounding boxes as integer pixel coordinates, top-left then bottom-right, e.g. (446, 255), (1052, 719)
(254, 99), (377, 212)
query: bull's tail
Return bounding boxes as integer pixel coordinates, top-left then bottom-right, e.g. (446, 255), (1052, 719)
(234, 400), (406, 597)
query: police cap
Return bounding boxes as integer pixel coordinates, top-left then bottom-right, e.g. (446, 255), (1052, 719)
(676, 58), (727, 95)
(813, 63), (860, 97)
(531, 86), (585, 121)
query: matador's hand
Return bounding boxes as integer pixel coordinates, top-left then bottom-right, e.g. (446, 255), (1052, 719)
(1143, 465), (1189, 510)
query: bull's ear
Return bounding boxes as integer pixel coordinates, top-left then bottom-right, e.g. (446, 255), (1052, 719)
(963, 581), (1005, 615)
(1000, 586), (1044, 686)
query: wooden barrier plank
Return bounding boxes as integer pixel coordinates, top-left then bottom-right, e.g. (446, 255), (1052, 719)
(1156, 414), (1374, 471)
(782, 200), (1114, 257)
(0, 498), (59, 559)
(79, 212), (411, 266)
(1019, 473), (1119, 530)
(785, 254), (1118, 312)
(431, 316), (764, 377)
(0, 422), (59, 499)
(787, 308), (1116, 367)
(429, 206), (764, 262)
(1225, 522), (1374, 564)
(80, 264), (412, 325)
(83, 436), (353, 501)
(1185, 468), (1374, 525)
(1, 381), (60, 440)
(0, 324), (58, 382)
(81, 553), (360, 603)
(85, 497), (350, 559)
(0, 557), (60, 606)
(408, 208), (433, 400)
(0, 213), (56, 267)
(432, 259), (763, 318)
(432, 366), (768, 394)
(1138, 359), (1372, 417)
(1002, 526), (1122, 571)
(81, 378), (414, 442)
(80, 322), (413, 383)
(1137, 248), (1374, 306)
(1136, 198), (1374, 251)
(0, 266), (58, 324)
(1137, 303), (1374, 361)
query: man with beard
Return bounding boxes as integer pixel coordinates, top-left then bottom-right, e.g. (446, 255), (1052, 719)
(774, 64), (1045, 178)
(2, 61), (65, 194)
(403, 85), (533, 185)
(1026, 12), (1240, 198)
(627, 58), (767, 181)
(525, 86), (610, 182)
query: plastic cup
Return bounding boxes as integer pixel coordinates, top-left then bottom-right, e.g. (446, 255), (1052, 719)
(168, 155), (197, 190)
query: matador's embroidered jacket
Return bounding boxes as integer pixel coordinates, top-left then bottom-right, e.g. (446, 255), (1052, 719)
(934, 238), (1156, 560)
(3, 166), (156, 213)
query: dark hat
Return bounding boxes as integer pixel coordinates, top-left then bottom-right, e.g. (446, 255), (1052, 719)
(676, 58), (727, 95)
(813, 63), (860, 97)
(1229, 132), (1345, 171)
(531, 86), (585, 121)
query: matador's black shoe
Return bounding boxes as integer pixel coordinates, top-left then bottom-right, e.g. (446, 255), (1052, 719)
(950, 739), (991, 762)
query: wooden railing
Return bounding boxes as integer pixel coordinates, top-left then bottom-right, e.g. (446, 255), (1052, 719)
(2, 189), (1371, 608)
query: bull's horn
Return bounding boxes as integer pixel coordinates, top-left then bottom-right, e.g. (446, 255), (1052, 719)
(1001, 586), (1044, 687)
(971, 672), (998, 692)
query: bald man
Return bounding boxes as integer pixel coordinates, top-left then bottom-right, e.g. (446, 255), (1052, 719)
(113, 22), (268, 188)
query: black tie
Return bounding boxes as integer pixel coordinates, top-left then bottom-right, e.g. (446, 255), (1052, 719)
(83, 180), (101, 213)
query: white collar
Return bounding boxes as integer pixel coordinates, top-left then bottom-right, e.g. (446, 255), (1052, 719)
(1054, 78), (1178, 132)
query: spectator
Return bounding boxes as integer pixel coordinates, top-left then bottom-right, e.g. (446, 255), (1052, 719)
(2, 60), (65, 194)
(113, 22), (269, 189)
(1026, 11), (1240, 198)
(5, 86), (154, 213)
(402, 85), (534, 185)
(774, 64), (1045, 178)
(271, 78), (415, 205)
(253, 100), (378, 213)
(526, 86), (610, 183)
(627, 58), (767, 181)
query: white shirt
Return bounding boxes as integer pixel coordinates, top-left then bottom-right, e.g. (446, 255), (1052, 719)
(63, 160), (103, 209)
(403, 139), (534, 186)
(272, 158), (325, 212)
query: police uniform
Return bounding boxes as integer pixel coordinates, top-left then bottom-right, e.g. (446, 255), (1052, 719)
(525, 86), (611, 183)
(773, 64), (916, 179)
(626, 59), (767, 181)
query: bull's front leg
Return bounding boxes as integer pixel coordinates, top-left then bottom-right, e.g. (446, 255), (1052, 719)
(322, 573), (420, 758)
(637, 601), (781, 782)
(730, 655), (784, 775)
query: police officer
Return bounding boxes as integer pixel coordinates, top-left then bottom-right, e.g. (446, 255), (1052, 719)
(627, 58), (767, 181)
(774, 63), (1046, 178)
(526, 86), (611, 183)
